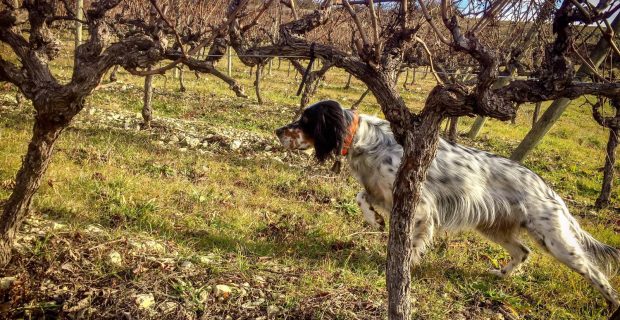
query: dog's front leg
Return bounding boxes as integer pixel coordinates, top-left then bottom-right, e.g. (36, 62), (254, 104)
(356, 191), (385, 230)
(410, 205), (435, 266)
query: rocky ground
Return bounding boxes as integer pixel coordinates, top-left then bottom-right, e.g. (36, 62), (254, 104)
(2, 213), (384, 319)
(0, 90), (315, 166)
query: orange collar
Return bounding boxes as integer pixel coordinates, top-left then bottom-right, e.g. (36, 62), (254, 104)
(341, 112), (360, 156)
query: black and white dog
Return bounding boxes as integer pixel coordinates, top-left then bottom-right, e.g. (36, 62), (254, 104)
(275, 100), (620, 308)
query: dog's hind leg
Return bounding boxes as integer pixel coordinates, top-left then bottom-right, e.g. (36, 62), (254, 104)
(356, 191), (385, 230)
(527, 217), (620, 309)
(480, 230), (531, 278)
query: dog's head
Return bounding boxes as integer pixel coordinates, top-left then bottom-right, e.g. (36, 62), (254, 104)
(275, 100), (348, 162)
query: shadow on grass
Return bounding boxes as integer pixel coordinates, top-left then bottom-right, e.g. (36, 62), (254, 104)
(177, 228), (387, 272)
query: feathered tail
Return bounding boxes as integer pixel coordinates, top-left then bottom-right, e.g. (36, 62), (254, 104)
(579, 229), (620, 276)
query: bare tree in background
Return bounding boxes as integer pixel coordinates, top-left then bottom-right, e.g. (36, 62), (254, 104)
(254, 62), (265, 103)
(142, 72), (155, 129)
(466, 0), (555, 139)
(592, 98), (620, 209)
(291, 58), (334, 113)
(92, 0), (250, 127)
(510, 13), (620, 162)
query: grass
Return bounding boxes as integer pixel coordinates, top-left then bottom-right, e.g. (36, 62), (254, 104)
(0, 40), (619, 319)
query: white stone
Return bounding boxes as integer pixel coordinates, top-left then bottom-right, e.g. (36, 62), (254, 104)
(185, 137), (200, 148)
(267, 305), (279, 314)
(158, 301), (177, 314)
(144, 240), (165, 253)
(129, 240), (145, 250)
(60, 263), (75, 272)
(179, 261), (193, 270)
(231, 140), (242, 150)
(85, 225), (104, 234)
(50, 222), (66, 231)
(196, 288), (209, 303)
(134, 293), (155, 309)
(213, 285), (232, 299)
(195, 255), (213, 265)
(107, 251), (123, 268)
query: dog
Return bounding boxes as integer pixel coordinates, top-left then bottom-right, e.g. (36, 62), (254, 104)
(275, 100), (620, 308)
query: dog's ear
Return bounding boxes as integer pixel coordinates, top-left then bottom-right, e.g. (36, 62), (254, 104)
(312, 101), (347, 162)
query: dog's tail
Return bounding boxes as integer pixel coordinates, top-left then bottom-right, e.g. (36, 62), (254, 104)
(579, 229), (620, 276)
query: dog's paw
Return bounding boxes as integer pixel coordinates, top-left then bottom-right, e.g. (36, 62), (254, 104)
(488, 268), (508, 278)
(375, 212), (386, 231)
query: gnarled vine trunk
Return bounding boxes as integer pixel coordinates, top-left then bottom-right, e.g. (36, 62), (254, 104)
(344, 73), (352, 89)
(254, 64), (265, 104)
(386, 87), (447, 319)
(351, 88), (370, 110)
(360, 72), (447, 319)
(109, 65), (119, 82)
(447, 116), (459, 142)
(178, 66), (186, 93)
(142, 74), (154, 129)
(532, 101), (541, 126)
(591, 100), (619, 210)
(595, 128), (618, 209)
(292, 59), (333, 114)
(0, 118), (66, 266)
(387, 126), (442, 318)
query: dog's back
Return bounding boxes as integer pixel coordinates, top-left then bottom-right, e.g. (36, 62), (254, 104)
(348, 114), (558, 232)
(425, 138), (552, 231)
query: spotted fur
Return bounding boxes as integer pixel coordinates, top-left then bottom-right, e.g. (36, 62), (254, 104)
(275, 100), (620, 308)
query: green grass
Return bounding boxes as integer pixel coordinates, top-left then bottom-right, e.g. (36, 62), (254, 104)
(0, 39), (619, 319)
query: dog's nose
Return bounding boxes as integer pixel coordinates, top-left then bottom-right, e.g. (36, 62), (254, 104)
(275, 127), (284, 136)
